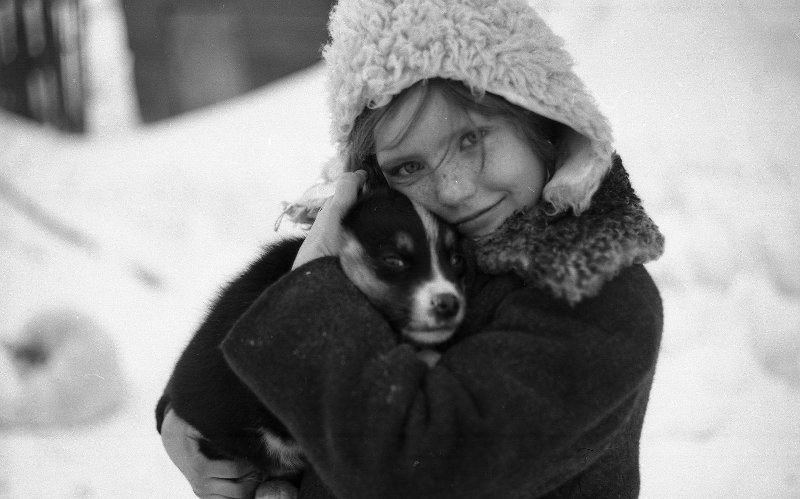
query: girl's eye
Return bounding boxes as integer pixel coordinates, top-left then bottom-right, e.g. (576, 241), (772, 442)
(460, 129), (486, 149)
(392, 161), (424, 177)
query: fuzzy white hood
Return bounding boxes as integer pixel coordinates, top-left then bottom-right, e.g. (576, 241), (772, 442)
(322, 0), (615, 215)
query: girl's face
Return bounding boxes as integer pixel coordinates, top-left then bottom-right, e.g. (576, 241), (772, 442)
(374, 88), (547, 238)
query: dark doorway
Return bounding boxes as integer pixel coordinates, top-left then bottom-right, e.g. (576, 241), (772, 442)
(120, 0), (335, 123)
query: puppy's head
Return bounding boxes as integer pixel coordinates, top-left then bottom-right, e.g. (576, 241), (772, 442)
(339, 189), (466, 346)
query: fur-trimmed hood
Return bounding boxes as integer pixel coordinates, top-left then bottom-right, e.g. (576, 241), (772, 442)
(472, 156), (664, 305)
(324, 0), (615, 214)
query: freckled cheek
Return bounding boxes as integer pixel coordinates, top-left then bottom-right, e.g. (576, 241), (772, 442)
(488, 148), (546, 207)
(518, 184), (541, 209)
(393, 180), (440, 212)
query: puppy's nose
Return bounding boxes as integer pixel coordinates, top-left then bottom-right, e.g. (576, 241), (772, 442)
(432, 293), (461, 320)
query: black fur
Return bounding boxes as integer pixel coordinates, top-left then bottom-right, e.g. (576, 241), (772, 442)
(340, 189), (466, 339)
(165, 237), (303, 475)
(163, 189), (466, 478)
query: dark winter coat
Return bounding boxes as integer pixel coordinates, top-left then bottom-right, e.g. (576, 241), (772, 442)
(216, 157), (665, 498)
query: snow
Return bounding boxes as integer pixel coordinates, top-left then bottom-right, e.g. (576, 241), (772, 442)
(1, 0), (798, 497)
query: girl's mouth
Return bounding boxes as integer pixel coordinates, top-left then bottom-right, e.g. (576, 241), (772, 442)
(455, 198), (504, 236)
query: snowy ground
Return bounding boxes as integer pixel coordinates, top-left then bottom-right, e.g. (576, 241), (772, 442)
(1, 1), (799, 497)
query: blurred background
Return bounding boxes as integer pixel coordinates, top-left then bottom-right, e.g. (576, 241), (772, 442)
(1, 0), (798, 497)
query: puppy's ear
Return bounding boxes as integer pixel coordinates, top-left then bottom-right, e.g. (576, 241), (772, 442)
(363, 156), (390, 194)
(458, 237), (479, 283)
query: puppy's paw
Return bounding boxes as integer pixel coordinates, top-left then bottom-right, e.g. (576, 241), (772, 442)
(415, 349), (441, 368)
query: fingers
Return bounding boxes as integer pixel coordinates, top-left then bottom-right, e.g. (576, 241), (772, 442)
(161, 409), (261, 498)
(291, 170), (367, 269)
(334, 169), (368, 203)
(190, 456), (259, 498)
(201, 458), (258, 480)
(191, 468), (261, 498)
(193, 476), (258, 498)
(318, 170), (367, 222)
(163, 410), (257, 478)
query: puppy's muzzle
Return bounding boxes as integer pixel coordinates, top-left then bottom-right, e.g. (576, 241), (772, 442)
(432, 292), (461, 321)
(404, 289), (465, 346)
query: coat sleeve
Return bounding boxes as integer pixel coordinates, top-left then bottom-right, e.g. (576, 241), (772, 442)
(221, 257), (662, 498)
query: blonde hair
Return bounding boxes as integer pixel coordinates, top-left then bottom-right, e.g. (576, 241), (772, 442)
(346, 78), (566, 205)
(324, 0), (615, 215)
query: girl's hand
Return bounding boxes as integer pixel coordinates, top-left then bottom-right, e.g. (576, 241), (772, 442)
(292, 170), (367, 270)
(161, 408), (261, 498)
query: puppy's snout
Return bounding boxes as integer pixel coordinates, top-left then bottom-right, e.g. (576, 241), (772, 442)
(432, 293), (461, 320)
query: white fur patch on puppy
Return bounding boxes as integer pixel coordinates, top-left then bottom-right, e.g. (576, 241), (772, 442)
(403, 201), (466, 342)
(260, 428), (304, 471)
(339, 231), (391, 301)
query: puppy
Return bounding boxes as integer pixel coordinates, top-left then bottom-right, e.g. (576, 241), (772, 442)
(339, 188), (466, 350)
(163, 188), (467, 480)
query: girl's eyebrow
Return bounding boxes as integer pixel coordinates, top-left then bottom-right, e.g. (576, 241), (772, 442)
(377, 123), (475, 170)
(377, 152), (418, 172)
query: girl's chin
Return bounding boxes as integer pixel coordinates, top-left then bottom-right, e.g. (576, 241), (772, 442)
(458, 217), (503, 239)
(457, 206), (511, 238)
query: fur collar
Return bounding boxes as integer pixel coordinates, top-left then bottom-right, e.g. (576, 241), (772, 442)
(472, 157), (664, 305)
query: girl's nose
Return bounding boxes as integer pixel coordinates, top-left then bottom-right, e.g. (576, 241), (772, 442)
(433, 163), (477, 206)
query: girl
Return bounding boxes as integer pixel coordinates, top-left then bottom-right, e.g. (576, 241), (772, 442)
(159, 0), (665, 497)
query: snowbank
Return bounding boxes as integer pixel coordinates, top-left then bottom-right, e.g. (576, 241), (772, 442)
(1, 1), (798, 497)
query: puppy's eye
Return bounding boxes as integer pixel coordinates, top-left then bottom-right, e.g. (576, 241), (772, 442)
(382, 255), (408, 270)
(450, 252), (464, 269)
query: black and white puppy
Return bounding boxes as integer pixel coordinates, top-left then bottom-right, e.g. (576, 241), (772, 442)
(339, 188), (466, 349)
(163, 188), (467, 480)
